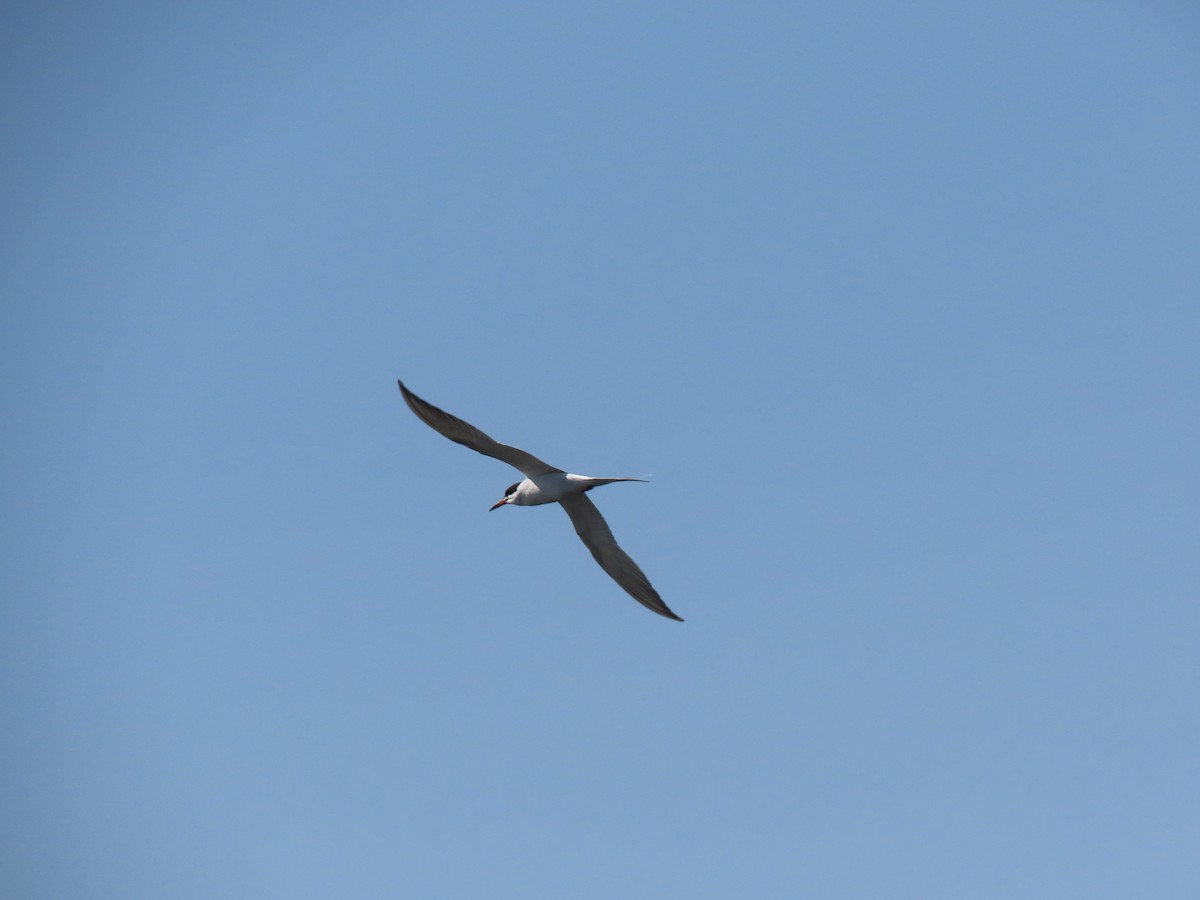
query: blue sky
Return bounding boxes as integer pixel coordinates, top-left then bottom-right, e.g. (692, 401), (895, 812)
(3, 2), (1199, 897)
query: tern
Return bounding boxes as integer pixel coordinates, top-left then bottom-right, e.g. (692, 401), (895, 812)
(397, 380), (682, 621)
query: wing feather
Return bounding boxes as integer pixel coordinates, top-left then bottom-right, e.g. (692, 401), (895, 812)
(398, 381), (562, 477)
(559, 493), (682, 621)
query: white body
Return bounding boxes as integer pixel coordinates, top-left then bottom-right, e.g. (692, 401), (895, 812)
(505, 473), (637, 506)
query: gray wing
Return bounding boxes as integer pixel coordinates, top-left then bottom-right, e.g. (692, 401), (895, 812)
(559, 493), (683, 621)
(398, 380), (562, 477)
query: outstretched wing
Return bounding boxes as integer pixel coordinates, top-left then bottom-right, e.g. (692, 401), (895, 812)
(398, 380), (562, 477)
(559, 493), (682, 621)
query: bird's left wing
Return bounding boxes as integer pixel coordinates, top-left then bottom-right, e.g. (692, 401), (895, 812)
(398, 380), (563, 477)
(559, 493), (683, 621)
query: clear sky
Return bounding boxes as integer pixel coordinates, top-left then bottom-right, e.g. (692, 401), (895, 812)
(3, 2), (1199, 897)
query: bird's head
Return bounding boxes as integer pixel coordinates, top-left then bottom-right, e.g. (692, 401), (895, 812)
(490, 481), (521, 511)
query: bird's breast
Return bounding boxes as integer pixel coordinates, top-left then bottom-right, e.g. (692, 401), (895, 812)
(512, 473), (575, 506)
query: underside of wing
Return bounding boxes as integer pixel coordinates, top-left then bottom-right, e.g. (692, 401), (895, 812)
(398, 381), (562, 477)
(559, 493), (683, 621)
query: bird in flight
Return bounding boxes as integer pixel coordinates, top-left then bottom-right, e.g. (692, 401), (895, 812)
(397, 380), (682, 621)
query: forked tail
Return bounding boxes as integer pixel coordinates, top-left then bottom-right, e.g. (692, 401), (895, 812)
(576, 476), (649, 491)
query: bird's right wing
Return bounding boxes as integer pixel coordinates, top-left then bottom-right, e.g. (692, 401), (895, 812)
(559, 493), (683, 621)
(398, 381), (563, 477)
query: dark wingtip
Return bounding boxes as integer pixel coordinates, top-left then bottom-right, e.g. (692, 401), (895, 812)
(397, 379), (422, 409)
(654, 603), (684, 622)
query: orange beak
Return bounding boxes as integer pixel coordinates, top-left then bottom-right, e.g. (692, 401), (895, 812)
(489, 498), (508, 511)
